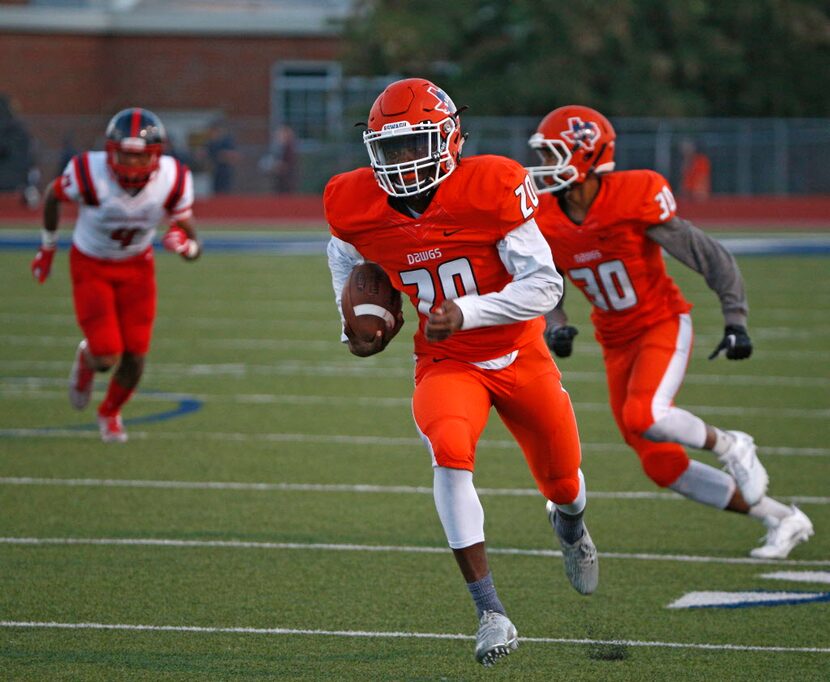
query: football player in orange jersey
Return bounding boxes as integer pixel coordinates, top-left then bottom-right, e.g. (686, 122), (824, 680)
(326, 79), (597, 667)
(528, 105), (813, 560)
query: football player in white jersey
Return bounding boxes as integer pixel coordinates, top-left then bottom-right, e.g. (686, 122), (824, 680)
(31, 107), (201, 442)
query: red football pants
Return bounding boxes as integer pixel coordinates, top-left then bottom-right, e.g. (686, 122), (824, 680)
(412, 335), (583, 505)
(70, 245), (157, 357)
(602, 314), (692, 487)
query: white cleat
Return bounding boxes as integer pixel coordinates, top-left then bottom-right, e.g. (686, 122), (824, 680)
(98, 413), (128, 443)
(474, 610), (518, 667)
(718, 431), (768, 506)
(68, 339), (95, 410)
(546, 501), (598, 595)
(751, 506), (814, 559)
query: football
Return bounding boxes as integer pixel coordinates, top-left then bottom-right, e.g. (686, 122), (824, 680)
(341, 262), (402, 343)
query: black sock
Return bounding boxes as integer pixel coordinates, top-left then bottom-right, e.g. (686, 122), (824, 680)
(554, 508), (585, 545)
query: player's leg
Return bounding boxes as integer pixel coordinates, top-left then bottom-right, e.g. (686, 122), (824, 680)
(612, 316), (810, 556)
(97, 251), (156, 443)
(631, 315), (768, 505)
(412, 358), (517, 666)
(493, 337), (597, 595)
(69, 246), (123, 411)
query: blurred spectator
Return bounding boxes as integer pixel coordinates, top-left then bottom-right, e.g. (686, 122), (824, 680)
(56, 132), (78, 177)
(0, 93), (40, 208)
(680, 139), (712, 201)
(258, 124), (299, 193)
(204, 119), (240, 194)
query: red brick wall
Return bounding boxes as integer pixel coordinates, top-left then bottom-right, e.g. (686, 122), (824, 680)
(4, 32), (340, 117)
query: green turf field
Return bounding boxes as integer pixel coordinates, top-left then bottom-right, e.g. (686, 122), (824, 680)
(1, 240), (828, 680)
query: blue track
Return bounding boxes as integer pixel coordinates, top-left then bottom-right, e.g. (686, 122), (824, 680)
(1, 233), (829, 256)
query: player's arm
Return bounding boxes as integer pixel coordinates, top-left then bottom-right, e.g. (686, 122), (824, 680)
(543, 276), (579, 358)
(162, 168), (200, 260)
(436, 219), (561, 338)
(31, 179), (62, 283)
(647, 216), (752, 359)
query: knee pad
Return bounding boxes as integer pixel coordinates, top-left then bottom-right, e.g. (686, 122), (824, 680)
(640, 447), (689, 488)
(540, 474), (581, 507)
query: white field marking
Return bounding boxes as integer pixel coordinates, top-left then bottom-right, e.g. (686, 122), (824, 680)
(2, 385), (828, 421)
(2, 359), (828, 388)
(0, 621), (827, 654)
(0, 334), (342, 351)
(667, 591), (830, 609)
(5, 309), (830, 335)
(0, 428), (827, 458)
(2, 536), (830, 569)
(3, 332), (829, 360)
(760, 571), (830, 585)
(0, 621), (828, 654)
(1, 477), (828, 506)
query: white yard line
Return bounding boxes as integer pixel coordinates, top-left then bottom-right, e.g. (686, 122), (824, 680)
(0, 620), (827, 654)
(0, 427), (827, 457)
(1, 386), (827, 420)
(1, 476), (827, 505)
(1, 359), (828, 388)
(1, 536), (828, 568)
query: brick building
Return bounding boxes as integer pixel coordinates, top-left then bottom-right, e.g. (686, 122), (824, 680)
(0, 0), (353, 192)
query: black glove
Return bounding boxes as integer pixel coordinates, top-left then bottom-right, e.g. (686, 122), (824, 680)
(544, 325), (578, 358)
(708, 324), (752, 360)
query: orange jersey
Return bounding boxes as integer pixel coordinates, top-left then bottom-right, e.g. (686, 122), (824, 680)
(537, 170), (692, 347)
(325, 155), (545, 362)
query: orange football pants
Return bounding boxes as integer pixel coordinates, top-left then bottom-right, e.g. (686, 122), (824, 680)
(602, 315), (691, 487)
(412, 335), (582, 505)
(70, 245), (157, 357)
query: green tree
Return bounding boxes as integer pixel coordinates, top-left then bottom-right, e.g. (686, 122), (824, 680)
(341, 0), (830, 116)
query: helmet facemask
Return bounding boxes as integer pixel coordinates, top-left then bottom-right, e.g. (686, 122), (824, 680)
(106, 138), (163, 189)
(364, 117), (458, 198)
(526, 133), (579, 194)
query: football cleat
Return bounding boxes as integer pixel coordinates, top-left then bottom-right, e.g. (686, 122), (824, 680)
(68, 339), (95, 410)
(751, 506), (814, 559)
(98, 413), (127, 443)
(547, 501), (598, 595)
(718, 431), (768, 506)
(474, 611), (518, 667)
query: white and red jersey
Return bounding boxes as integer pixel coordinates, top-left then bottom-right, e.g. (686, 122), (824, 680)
(54, 151), (193, 260)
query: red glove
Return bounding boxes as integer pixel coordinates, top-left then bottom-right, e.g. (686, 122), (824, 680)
(31, 246), (56, 283)
(162, 226), (200, 259)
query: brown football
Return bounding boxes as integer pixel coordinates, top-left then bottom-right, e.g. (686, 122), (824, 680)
(341, 262), (402, 343)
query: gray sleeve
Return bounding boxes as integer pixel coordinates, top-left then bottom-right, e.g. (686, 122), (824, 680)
(647, 217), (748, 326)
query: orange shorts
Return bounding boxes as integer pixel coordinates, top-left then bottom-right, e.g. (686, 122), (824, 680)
(412, 335), (582, 504)
(69, 245), (157, 357)
(602, 314), (692, 486)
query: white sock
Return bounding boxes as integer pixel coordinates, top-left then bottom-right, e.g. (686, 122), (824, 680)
(710, 428), (735, 456)
(748, 497), (792, 525)
(669, 459), (736, 509)
(433, 466), (485, 549)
